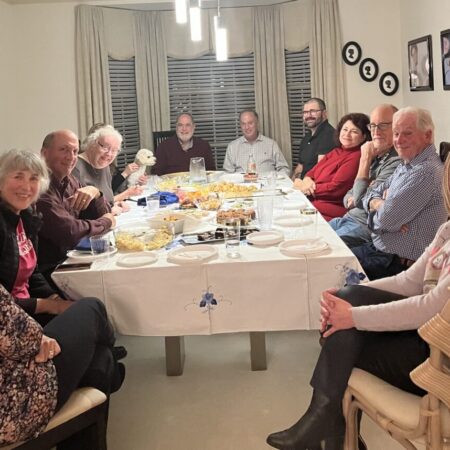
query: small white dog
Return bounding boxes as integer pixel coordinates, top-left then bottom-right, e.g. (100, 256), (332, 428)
(127, 148), (156, 187)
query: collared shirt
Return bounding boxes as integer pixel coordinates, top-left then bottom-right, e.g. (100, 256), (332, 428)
(344, 147), (401, 226)
(297, 120), (336, 178)
(36, 174), (112, 269)
(363, 145), (447, 261)
(223, 134), (290, 175)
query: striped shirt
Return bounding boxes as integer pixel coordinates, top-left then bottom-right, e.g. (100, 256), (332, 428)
(223, 134), (290, 175)
(363, 144), (447, 261)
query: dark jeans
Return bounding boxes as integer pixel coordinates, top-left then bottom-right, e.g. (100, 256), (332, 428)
(311, 285), (429, 403)
(350, 242), (408, 280)
(43, 298), (117, 410)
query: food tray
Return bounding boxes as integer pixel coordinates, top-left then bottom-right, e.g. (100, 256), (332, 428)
(180, 227), (259, 245)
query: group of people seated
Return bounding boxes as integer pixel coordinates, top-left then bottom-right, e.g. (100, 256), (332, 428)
(1, 97), (449, 448)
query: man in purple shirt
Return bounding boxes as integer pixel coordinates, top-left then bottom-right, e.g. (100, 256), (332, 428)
(152, 112), (216, 175)
(37, 129), (115, 276)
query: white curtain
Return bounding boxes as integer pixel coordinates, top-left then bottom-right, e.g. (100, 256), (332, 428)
(75, 5), (112, 139)
(133, 12), (170, 150)
(310, 0), (347, 126)
(253, 6), (292, 166)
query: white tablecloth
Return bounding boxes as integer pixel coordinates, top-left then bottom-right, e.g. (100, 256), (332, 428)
(52, 187), (363, 336)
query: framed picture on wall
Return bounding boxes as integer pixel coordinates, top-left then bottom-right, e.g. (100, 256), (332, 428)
(441, 29), (450, 90)
(408, 35), (433, 91)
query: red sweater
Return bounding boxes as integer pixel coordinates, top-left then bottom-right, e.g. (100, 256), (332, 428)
(305, 146), (361, 221)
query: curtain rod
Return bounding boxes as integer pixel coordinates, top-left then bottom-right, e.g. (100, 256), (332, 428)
(100, 0), (300, 13)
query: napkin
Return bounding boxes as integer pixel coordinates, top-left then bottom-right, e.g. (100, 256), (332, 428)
(75, 237), (91, 251)
(137, 191), (179, 206)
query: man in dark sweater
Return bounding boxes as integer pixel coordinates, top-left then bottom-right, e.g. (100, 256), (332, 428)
(292, 98), (336, 179)
(152, 112), (216, 175)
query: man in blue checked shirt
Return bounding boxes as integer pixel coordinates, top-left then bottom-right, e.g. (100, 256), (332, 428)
(350, 107), (447, 280)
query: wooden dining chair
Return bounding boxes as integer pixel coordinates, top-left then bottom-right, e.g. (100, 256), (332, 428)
(343, 296), (450, 450)
(152, 130), (175, 151)
(1, 387), (108, 450)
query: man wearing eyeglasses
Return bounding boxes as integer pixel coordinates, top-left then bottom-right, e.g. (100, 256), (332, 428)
(292, 98), (336, 180)
(37, 130), (114, 279)
(329, 104), (401, 247)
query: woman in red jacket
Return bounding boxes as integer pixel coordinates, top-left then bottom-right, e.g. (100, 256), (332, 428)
(294, 113), (371, 221)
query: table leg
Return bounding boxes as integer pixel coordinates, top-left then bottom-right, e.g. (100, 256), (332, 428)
(164, 336), (185, 376)
(249, 331), (267, 371)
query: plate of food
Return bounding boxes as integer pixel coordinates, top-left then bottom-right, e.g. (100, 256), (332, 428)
(216, 208), (256, 226)
(181, 226), (259, 245)
(115, 226), (173, 251)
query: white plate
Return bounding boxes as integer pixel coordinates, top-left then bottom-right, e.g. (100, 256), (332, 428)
(67, 246), (117, 262)
(274, 214), (313, 227)
(247, 230), (284, 247)
(279, 239), (329, 257)
(116, 252), (158, 268)
(283, 200), (307, 210)
(167, 245), (218, 265)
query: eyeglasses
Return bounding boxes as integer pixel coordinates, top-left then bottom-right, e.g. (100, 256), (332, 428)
(303, 109), (323, 115)
(367, 122), (392, 132)
(97, 142), (119, 155)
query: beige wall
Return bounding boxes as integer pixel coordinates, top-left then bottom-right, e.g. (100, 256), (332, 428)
(0, 0), (14, 150)
(1, 0), (448, 151)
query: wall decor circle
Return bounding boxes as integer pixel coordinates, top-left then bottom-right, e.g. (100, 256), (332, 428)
(379, 72), (399, 96)
(342, 41), (362, 65)
(359, 58), (379, 82)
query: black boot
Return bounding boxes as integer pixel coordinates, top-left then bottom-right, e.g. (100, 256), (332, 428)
(266, 391), (345, 450)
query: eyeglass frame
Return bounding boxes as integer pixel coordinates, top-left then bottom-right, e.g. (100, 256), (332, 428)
(302, 109), (324, 116)
(367, 122), (392, 132)
(97, 141), (120, 155)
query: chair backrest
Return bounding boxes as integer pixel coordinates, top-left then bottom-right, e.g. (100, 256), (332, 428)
(153, 130), (175, 151)
(439, 141), (450, 163)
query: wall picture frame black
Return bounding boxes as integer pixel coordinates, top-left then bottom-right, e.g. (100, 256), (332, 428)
(342, 41), (362, 66)
(440, 29), (450, 90)
(379, 72), (399, 96)
(408, 35), (433, 91)
(359, 58), (379, 82)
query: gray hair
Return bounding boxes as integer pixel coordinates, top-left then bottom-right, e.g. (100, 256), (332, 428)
(0, 149), (50, 195)
(81, 125), (123, 153)
(176, 112), (195, 125)
(394, 107), (434, 138)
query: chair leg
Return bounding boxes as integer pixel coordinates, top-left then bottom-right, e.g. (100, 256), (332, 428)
(344, 398), (360, 450)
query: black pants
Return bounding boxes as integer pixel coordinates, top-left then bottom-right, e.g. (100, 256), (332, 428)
(311, 285), (429, 403)
(43, 298), (117, 410)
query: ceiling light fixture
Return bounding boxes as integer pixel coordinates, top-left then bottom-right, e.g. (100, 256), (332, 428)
(189, 0), (202, 42)
(214, 0), (228, 61)
(175, 0), (188, 24)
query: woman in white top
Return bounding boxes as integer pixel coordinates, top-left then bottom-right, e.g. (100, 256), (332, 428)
(267, 156), (450, 450)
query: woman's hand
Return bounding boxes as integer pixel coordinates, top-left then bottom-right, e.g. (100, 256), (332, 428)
(35, 335), (61, 363)
(122, 163), (139, 178)
(294, 177), (316, 196)
(320, 289), (354, 337)
(36, 294), (74, 315)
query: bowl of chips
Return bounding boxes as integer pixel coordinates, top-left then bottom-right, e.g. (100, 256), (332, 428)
(115, 224), (173, 251)
(150, 212), (186, 234)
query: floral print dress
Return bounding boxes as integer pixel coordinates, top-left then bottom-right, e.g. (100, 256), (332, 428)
(0, 283), (57, 445)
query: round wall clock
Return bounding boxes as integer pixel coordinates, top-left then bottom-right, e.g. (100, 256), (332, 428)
(359, 58), (379, 82)
(379, 72), (399, 96)
(342, 41), (362, 66)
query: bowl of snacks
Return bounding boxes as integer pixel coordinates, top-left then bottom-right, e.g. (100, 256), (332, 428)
(150, 212), (186, 234)
(216, 208), (256, 226)
(115, 225), (173, 251)
(194, 195), (223, 211)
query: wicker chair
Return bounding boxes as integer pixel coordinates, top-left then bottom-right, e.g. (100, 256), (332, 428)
(2, 387), (108, 450)
(343, 297), (450, 450)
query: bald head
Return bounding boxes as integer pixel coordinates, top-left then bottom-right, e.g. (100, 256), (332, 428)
(41, 129), (79, 180)
(368, 104), (397, 156)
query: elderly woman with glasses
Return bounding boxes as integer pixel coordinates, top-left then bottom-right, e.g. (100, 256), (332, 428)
(73, 125), (144, 215)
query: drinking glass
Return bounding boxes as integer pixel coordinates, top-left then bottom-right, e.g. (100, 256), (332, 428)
(224, 218), (241, 258)
(257, 196), (274, 230)
(90, 234), (110, 255)
(300, 206), (318, 238)
(189, 157), (207, 184)
(146, 193), (160, 215)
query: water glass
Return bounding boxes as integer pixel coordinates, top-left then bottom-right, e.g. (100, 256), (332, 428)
(146, 193), (160, 215)
(257, 196), (274, 231)
(224, 219), (241, 258)
(300, 206), (318, 238)
(90, 234), (110, 255)
(189, 157), (207, 184)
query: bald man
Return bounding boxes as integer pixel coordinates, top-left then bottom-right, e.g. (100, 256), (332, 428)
(37, 130), (115, 277)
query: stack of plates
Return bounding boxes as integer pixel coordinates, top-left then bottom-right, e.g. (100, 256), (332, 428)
(274, 214), (312, 227)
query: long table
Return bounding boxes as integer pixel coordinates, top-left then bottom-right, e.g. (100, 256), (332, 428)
(52, 189), (362, 375)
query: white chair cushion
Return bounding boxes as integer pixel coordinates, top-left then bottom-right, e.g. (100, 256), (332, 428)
(1, 387), (107, 449)
(348, 368), (450, 436)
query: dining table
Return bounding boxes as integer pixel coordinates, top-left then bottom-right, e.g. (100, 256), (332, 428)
(52, 174), (364, 375)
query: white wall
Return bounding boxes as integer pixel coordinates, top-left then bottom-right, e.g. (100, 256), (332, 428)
(400, 0), (450, 146)
(0, 0), (14, 150)
(339, 0), (403, 116)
